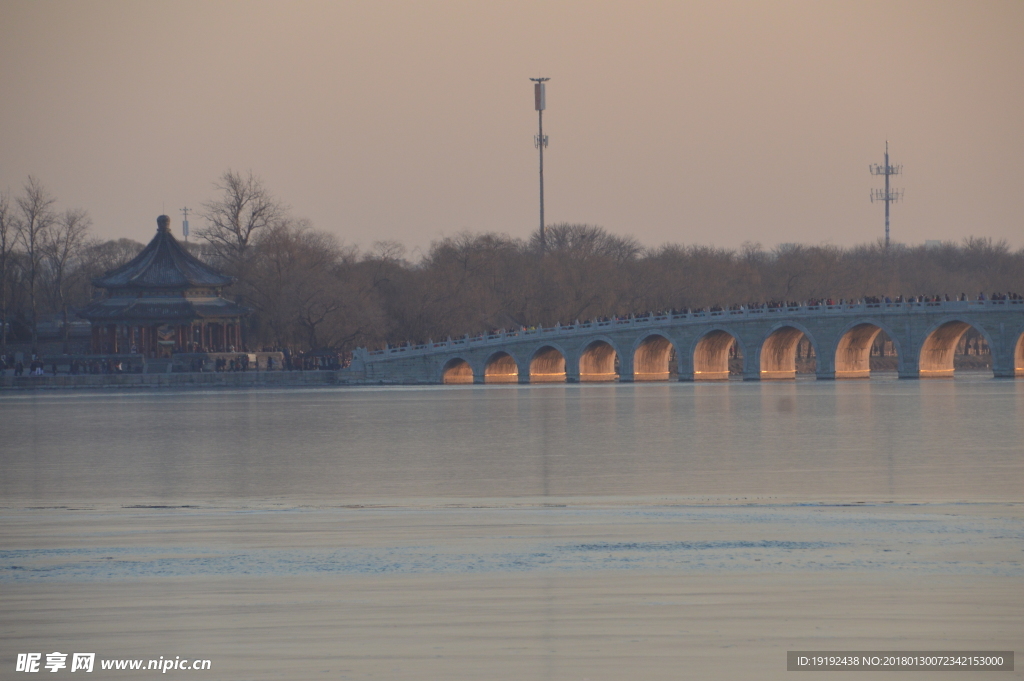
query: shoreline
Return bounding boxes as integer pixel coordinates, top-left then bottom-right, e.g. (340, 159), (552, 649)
(0, 368), (365, 390)
(0, 367), (1005, 391)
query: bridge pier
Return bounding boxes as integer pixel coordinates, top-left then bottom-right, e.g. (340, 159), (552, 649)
(675, 353), (695, 381)
(814, 352), (836, 380)
(897, 354), (922, 379)
(617, 354), (635, 382)
(993, 327), (1022, 377)
(741, 349), (761, 381)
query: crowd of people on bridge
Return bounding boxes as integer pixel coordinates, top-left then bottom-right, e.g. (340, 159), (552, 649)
(411, 290), (1023, 350)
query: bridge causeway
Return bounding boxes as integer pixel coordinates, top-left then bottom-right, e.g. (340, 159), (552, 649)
(352, 299), (1024, 384)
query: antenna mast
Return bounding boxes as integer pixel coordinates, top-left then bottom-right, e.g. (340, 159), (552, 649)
(530, 77), (550, 253)
(180, 206), (191, 242)
(870, 141), (903, 248)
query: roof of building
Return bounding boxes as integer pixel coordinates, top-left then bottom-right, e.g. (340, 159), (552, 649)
(92, 215), (234, 289)
(79, 294), (250, 323)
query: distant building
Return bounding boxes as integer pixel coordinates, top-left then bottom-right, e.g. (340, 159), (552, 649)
(80, 215), (250, 356)
(925, 240), (943, 249)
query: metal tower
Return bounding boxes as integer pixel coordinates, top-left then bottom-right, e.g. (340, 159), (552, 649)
(180, 206), (192, 242)
(530, 77), (549, 253)
(870, 141), (903, 248)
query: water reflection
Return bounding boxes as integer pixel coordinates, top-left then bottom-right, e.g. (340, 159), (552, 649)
(1, 377), (1021, 502)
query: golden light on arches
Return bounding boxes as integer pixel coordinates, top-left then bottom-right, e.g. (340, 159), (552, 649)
(693, 330), (738, 381)
(442, 358), (473, 384)
(579, 340), (617, 382)
(484, 352), (519, 383)
(633, 334), (674, 381)
(529, 346), (566, 382)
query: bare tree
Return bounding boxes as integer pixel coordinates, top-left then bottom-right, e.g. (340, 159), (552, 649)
(79, 237), (145, 276)
(243, 220), (372, 350)
(43, 208), (91, 353)
(13, 177), (57, 355)
(199, 170), (285, 266)
(0, 191), (12, 360)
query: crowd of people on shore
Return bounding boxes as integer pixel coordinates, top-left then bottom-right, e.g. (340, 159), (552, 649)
(0, 349), (355, 377)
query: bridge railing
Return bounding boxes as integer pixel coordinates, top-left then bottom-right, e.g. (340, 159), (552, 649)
(362, 298), (1022, 357)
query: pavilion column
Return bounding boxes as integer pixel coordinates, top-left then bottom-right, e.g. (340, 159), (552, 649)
(236, 322), (242, 351)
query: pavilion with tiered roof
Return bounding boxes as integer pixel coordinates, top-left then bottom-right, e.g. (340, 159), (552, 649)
(80, 215), (250, 357)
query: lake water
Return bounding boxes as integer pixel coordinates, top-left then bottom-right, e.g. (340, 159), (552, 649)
(2, 376), (1022, 680)
(3, 374), (1021, 503)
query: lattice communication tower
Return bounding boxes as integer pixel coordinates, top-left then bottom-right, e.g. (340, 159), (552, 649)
(530, 77), (550, 253)
(869, 141), (903, 248)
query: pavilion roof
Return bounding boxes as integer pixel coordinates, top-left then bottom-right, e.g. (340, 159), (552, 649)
(79, 295), (250, 323)
(93, 215), (234, 289)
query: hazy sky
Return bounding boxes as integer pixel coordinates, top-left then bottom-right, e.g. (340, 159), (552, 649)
(2, 0), (1022, 254)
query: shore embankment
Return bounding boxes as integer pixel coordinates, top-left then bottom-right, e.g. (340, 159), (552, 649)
(0, 369), (369, 390)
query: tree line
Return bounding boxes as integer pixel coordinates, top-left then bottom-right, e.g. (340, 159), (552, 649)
(2, 172), (1022, 356)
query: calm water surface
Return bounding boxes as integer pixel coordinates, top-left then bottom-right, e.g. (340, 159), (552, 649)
(2, 375), (1021, 503)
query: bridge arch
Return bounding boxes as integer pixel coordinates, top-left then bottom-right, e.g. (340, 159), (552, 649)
(578, 336), (619, 382)
(759, 323), (818, 379)
(1011, 325), (1024, 376)
(484, 351), (520, 383)
(833, 320), (901, 379)
(918, 317), (994, 378)
(441, 357), (474, 384)
(1015, 324), (1024, 377)
(632, 333), (677, 381)
(530, 344), (567, 382)
(690, 328), (743, 380)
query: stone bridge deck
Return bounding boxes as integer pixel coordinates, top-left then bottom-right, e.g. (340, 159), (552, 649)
(353, 299), (1024, 384)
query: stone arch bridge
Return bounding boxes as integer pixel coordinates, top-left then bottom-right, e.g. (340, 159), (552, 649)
(353, 299), (1024, 384)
